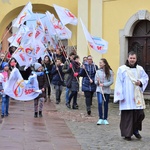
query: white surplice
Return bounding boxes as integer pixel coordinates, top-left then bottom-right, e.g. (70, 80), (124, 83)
(114, 65), (149, 110)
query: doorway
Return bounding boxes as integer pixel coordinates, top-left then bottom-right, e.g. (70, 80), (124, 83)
(128, 20), (150, 92)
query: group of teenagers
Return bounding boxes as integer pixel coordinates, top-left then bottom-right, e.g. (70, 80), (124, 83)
(0, 47), (149, 141)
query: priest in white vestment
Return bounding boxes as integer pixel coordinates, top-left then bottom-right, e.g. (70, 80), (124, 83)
(114, 51), (149, 141)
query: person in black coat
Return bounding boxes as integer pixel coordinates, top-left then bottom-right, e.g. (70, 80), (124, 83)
(80, 55), (98, 115)
(55, 48), (66, 64)
(42, 55), (53, 101)
(66, 55), (81, 109)
(51, 58), (64, 104)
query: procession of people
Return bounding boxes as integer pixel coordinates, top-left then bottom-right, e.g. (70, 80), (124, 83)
(0, 2), (149, 143)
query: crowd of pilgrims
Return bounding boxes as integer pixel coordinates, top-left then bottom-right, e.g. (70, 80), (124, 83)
(0, 47), (148, 141)
(0, 46), (113, 125)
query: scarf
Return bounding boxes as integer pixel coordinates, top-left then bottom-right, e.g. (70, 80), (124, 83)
(124, 65), (146, 109)
(32, 71), (44, 76)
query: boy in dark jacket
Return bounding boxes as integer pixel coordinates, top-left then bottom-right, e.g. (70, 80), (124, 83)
(51, 58), (64, 104)
(33, 63), (48, 118)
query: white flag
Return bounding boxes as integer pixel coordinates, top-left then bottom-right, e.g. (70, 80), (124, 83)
(8, 25), (29, 47)
(53, 4), (78, 26)
(12, 2), (33, 28)
(35, 14), (45, 40)
(12, 45), (31, 67)
(4, 68), (40, 101)
(35, 40), (46, 59)
(46, 11), (72, 39)
(80, 19), (108, 54)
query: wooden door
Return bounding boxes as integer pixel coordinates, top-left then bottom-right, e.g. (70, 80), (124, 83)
(128, 37), (150, 92)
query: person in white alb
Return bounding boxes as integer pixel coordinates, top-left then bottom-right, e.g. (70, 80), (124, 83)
(114, 51), (149, 141)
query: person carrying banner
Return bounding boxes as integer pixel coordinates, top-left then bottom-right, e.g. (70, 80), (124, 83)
(62, 52), (75, 105)
(42, 55), (53, 102)
(66, 55), (80, 109)
(114, 51), (149, 141)
(95, 58), (113, 125)
(55, 48), (66, 64)
(80, 55), (98, 115)
(0, 62), (10, 118)
(51, 58), (64, 104)
(33, 63), (48, 118)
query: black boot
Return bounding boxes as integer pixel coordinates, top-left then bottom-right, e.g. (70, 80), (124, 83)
(34, 112), (38, 118)
(72, 105), (78, 109)
(87, 110), (91, 116)
(39, 111), (43, 117)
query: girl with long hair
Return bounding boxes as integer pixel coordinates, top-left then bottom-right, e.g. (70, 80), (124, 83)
(95, 58), (114, 125)
(42, 55), (53, 102)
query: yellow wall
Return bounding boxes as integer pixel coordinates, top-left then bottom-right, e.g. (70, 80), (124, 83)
(0, 0), (77, 44)
(1, 0), (150, 90)
(103, 0), (150, 77)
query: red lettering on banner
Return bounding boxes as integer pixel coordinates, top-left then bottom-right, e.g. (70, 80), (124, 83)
(25, 89), (34, 95)
(36, 46), (40, 54)
(65, 9), (75, 18)
(35, 30), (40, 38)
(17, 37), (21, 44)
(89, 44), (94, 48)
(28, 32), (33, 37)
(19, 13), (27, 24)
(97, 46), (102, 50)
(19, 54), (25, 61)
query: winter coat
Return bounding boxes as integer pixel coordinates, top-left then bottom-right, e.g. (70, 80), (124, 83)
(95, 69), (114, 94)
(80, 63), (98, 92)
(62, 59), (70, 86)
(51, 65), (64, 86)
(67, 61), (80, 91)
(36, 72), (48, 98)
(43, 62), (53, 81)
(55, 54), (66, 64)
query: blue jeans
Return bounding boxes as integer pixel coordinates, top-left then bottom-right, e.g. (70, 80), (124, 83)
(68, 91), (78, 106)
(65, 87), (70, 104)
(97, 92), (110, 120)
(1, 95), (9, 115)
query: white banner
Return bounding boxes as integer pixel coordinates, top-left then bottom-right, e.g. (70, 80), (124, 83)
(53, 4), (78, 26)
(13, 2), (33, 28)
(80, 18), (108, 54)
(4, 68), (41, 101)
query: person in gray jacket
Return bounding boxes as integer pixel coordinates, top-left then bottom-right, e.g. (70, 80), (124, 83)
(62, 52), (75, 105)
(95, 58), (113, 125)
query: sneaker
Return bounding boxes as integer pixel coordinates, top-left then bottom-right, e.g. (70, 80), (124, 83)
(97, 119), (104, 125)
(1, 115), (4, 118)
(103, 119), (109, 125)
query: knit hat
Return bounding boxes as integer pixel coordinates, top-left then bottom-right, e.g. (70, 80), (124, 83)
(1, 62), (8, 69)
(34, 63), (42, 70)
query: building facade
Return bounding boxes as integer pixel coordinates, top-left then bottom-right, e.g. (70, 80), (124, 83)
(0, 0), (150, 91)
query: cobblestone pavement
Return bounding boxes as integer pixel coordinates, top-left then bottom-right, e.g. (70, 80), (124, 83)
(0, 88), (150, 150)
(52, 89), (150, 150)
